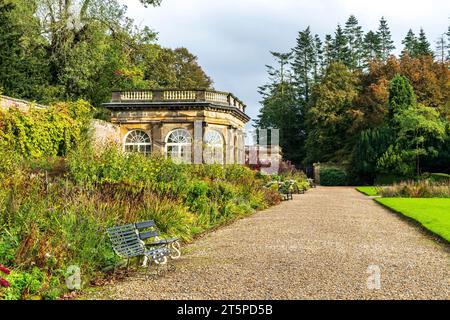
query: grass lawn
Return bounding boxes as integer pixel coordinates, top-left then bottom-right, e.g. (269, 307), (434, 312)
(356, 186), (379, 196)
(375, 198), (450, 242)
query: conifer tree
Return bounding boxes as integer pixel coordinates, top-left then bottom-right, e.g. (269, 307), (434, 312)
(415, 28), (433, 57)
(291, 27), (316, 103)
(313, 34), (324, 81)
(376, 17), (395, 60)
(388, 74), (417, 120)
(401, 29), (418, 57)
(323, 34), (335, 65)
(257, 52), (305, 164)
(363, 31), (381, 65)
(333, 24), (350, 67)
(344, 15), (364, 69)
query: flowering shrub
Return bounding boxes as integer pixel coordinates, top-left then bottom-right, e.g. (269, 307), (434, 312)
(0, 264), (10, 289)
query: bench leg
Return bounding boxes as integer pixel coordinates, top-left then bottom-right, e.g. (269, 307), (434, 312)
(170, 241), (181, 260)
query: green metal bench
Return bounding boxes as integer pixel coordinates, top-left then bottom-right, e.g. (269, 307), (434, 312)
(135, 220), (181, 263)
(107, 223), (171, 272)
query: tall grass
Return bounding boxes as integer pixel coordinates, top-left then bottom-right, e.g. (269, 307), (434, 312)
(379, 180), (450, 198)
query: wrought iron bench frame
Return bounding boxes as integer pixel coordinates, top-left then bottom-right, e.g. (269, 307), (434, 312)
(107, 223), (171, 274)
(134, 220), (181, 265)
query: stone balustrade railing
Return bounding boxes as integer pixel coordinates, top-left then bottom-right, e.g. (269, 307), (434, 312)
(111, 89), (246, 113)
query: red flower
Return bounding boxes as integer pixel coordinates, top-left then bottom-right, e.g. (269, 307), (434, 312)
(0, 278), (9, 287)
(0, 264), (10, 275)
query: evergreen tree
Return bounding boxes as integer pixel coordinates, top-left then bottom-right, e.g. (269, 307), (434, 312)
(376, 17), (395, 60)
(363, 31), (381, 64)
(388, 74), (417, 120)
(323, 34), (335, 65)
(291, 27), (316, 103)
(313, 34), (324, 81)
(344, 15), (364, 69)
(353, 127), (394, 184)
(401, 29), (418, 57)
(333, 24), (350, 67)
(415, 28), (433, 57)
(256, 52), (305, 164)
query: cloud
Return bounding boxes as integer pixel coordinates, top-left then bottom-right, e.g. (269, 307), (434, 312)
(122, 0), (450, 124)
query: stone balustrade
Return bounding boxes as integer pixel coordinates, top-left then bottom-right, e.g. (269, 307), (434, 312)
(111, 89), (246, 113)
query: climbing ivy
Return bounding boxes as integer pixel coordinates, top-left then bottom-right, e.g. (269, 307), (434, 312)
(0, 100), (92, 158)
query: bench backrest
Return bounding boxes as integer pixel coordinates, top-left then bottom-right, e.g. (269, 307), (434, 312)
(107, 224), (145, 258)
(135, 220), (159, 241)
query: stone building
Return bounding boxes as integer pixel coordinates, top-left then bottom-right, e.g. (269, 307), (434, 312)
(103, 89), (250, 164)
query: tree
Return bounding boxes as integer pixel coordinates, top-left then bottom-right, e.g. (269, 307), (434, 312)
(0, 1), (26, 95)
(172, 48), (213, 89)
(291, 27), (316, 103)
(344, 15), (364, 69)
(333, 24), (350, 67)
(353, 126), (394, 183)
(388, 74), (416, 120)
(256, 52), (305, 164)
(401, 29), (418, 57)
(323, 34), (334, 65)
(305, 62), (359, 164)
(416, 28), (433, 57)
(363, 31), (381, 65)
(435, 34), (447, 64)
(376, 17), (395, 60)
(0, 0), (214, 109)
(313, 34), (324, 81)
(0, 1), (48, 100)
(394, 103), (446, 176)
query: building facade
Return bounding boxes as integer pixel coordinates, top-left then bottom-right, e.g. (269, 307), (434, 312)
(103, 89), (250, 164)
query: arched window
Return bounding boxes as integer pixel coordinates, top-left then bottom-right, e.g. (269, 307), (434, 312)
(204, 130), (224, 164)
(166, 129), (192, 163)
(124, 130), (152, 155)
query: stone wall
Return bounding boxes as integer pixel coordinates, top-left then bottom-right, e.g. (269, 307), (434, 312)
(0, 95), (47, 111)
(91, 120), (121, 149)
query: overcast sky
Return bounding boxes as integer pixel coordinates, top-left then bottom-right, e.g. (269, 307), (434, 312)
(123, 0), (450, 124)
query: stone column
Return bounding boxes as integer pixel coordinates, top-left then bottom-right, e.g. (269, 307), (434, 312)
(225, 126), (235, 165)
(152, 122), (164, 156)
(193, 120), (203, 164)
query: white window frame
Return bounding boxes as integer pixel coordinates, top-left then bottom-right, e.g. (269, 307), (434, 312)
(165, 129), (192, 163)
(203, 129), (224, 164)
(124, 130), (152, 155)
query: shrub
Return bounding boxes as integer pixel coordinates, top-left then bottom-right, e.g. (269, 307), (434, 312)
(374, 173), (411, 185)
(427, 173), (450, 183)
(320, 167), (348, 186)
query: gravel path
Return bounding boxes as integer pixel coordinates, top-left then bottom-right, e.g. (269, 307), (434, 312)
(89, 187), (449, 300)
